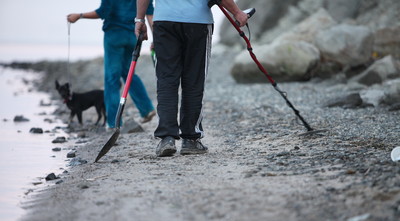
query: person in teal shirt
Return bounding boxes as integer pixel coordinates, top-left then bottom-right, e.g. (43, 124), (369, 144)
(67, 0), (156, 128)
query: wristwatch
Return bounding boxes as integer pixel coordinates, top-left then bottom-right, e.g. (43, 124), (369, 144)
(134, 18), (145, 23)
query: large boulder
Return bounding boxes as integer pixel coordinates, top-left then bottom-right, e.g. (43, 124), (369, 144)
(322, 0), (362, 22)
(218, 0), (299, 46)
(350, 55), (400, 86)
(231, 41), (320, 83)
(373, 25), (400, 59)
(273, 8), (337, 44)
(259, 0), (326, 44)
(314, 24), (373, 67)
(355, 0), (400, 32)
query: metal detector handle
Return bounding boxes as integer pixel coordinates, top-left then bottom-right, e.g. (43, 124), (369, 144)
(132, 33), (144, 61)
(244, 8), (256, 18)
(235, 8), (256, 26)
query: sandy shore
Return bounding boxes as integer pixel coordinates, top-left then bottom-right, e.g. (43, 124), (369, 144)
(18, 49), (400, 221)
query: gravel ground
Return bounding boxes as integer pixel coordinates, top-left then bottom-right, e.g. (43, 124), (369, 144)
(17, 46), (400, 221)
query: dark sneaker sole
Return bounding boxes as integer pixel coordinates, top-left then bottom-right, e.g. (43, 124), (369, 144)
(157, 148), (177, 157)
(180, 149), (208, 155)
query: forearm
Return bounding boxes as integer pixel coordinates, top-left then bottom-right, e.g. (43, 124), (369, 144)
(220, 0), (248, 26)
(135, 0), (151, 39)
(137, 0), (150, 19)
(67, 11), (99, 23)
(220, 0), (241, 16)
(81, 11), (100, 19)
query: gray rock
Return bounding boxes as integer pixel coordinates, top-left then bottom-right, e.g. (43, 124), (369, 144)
(52, 136), (67, 143)
(360, 88), (385, 107)
(77, 132), (86, 138)
(219, 0), (299, 46)
(389, 103), (400, 111)
(373, 25), (400, 59)
(67, 151), (76, 158)
(231, 41), (320, 83)
(120, 119), (144, 134)
(45, 173), (59, 181)
(324, 93), (363, 108)
(323, 0), (362, 22)
(381, 79), (400, 106)
(315, 24), (373, 67)
(273, 8), (337, 45)
(350, 55), (400, 86)
(29, 128), (43, 134)
(13, 115), (29, 122)
(68, 157), (87, 167)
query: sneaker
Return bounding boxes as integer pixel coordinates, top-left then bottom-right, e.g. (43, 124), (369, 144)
(141, 110), (156, 123)
(156, 136), (177, 157)
(180, 139), (208, 155)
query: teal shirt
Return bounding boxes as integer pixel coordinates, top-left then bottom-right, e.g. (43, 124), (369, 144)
(154, 0), (213, 24)
(96, 0), (154, 31)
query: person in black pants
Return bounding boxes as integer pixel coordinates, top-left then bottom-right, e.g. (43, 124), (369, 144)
(135, 0), (248, 157)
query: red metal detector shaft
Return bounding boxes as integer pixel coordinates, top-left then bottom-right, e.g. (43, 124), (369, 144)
(209, 1), (313, 131)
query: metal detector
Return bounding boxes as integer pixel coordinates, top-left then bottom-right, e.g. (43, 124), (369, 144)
(209, 0), (326, 135)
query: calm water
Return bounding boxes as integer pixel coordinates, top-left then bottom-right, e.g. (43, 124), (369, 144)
(0, 67), (69, 221)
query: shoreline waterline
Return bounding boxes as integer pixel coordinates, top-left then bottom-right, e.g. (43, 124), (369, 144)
(0, 67), (70, 221)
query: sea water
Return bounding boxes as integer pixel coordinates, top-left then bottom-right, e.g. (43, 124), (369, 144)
(0, 67), (69, 221)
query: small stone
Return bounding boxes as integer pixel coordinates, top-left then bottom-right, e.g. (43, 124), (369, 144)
(77, 132), (86, 138)
(326, 187), (336, 192)
(96, 201), (105, 206)
(69, 157), (87, 166)
(44, 118), (53, 123)
(52, 147), (61, 152)
(13, 115), (29, 122)
(40, 100), (51, 106)
(78, 183), (89, 189)
(276, 151), (291, 157)
(29, 128), (43, 134)
(52, 137), (66, 143)
(45, 173), (59, 181)
(67, 151), (76, 158)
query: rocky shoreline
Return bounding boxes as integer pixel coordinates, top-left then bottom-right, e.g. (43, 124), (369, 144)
(6, 0), (399, 219)
(6, 48), (397, 220)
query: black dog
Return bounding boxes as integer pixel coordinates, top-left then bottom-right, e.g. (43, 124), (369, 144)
(55, 80), (106, 126)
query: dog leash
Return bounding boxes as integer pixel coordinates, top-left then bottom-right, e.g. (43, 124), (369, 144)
(67, 21), (72, 87)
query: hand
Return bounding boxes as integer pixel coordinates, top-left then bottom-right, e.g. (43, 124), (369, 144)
(135, 22), (148, 40)
(67, 13), (80, 23)
(234, 11), (248, 27)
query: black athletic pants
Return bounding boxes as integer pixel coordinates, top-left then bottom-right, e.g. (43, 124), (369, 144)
(153, 21), (213, 140)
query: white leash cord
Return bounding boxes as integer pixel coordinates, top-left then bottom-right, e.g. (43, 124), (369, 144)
(67, 21), (71, 84)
